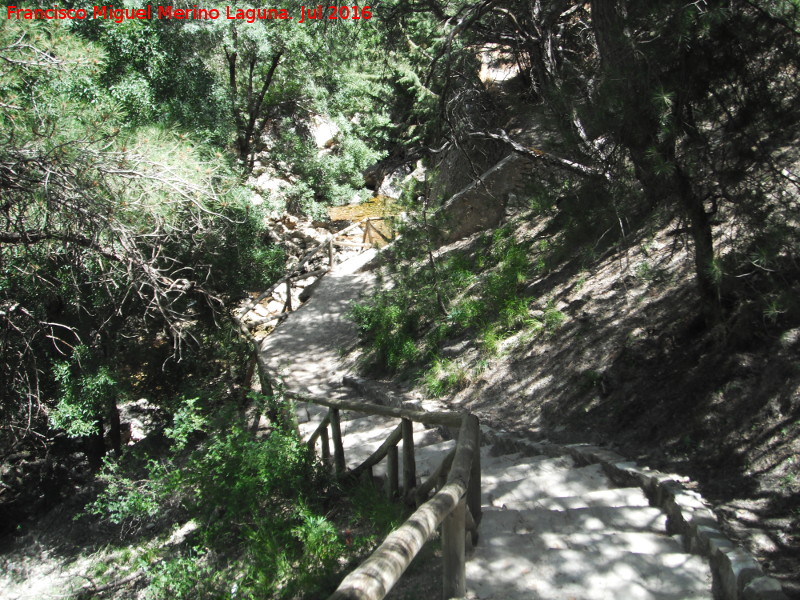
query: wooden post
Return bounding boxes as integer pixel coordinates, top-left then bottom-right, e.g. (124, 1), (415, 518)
(442, 496), (466, 599)
(361, 465), (374, 486)
(285, 280), (292, 312)
(243, 352), (257, 390)
(387, 444), (399, 499)
(329, 482), (464, 600)
(467, 429), (482, 527)
(328, 238), (334, 271)
(402, 418), (416, 496)
(330, 408), (345, 475)
(465, 504), (478, 549)
(320, 425), (330, 463)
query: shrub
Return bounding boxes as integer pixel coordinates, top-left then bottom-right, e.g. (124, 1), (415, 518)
(423, 357), (472, 397)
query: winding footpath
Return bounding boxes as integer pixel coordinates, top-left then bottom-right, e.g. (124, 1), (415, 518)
(257, 249), (769, 600)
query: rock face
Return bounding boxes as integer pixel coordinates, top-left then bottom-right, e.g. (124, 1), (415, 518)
(439, 153), (535, 242)
(364, 159), (426, 198)
(478, 44), (522, 88)
(246, 113), (342, 212)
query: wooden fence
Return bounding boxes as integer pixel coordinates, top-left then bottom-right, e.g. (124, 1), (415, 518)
(247, 214), (481, 599)
(275, 384), (482, 600)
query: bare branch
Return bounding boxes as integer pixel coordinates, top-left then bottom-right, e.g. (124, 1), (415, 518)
(468, 129), (607, 179)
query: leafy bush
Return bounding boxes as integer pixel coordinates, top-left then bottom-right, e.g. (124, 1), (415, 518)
(177, 423), (319, 531)
(351, 214), (574, 382)
(273, 118), (382, 217)
(352, 227), (537, 372)
(91, 407), (357, 599)
(350, 294), (423, 370)
(348, 477), (406, 534)
(145, 552), (220, 600)
(50, 346), (125, 438)
(88, 459), (169, 529)
(423, 357), (473, 397)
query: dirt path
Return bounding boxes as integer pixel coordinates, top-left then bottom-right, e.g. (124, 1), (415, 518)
(259, 249), (378, 396)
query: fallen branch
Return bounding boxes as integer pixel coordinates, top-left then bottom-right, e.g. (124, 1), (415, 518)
(468, 129), (606, 179)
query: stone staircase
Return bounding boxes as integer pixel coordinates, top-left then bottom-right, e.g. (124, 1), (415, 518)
(291, 393), (713, 599)
(468, 448), (711, 599)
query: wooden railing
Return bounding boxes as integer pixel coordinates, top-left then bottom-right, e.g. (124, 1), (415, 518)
(246, 213), (480, 599)
(278, 387), (482, 600)
(238, 216), (393, 329)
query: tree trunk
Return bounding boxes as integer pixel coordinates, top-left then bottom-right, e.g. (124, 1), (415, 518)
(86, 415), (106, 471)
(108, 399), (122, 457)
(675, 167), (718, 312)
(591, 0), (720, 316)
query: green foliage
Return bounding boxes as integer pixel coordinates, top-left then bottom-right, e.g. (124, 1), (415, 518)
(350, 200), (581, 380)
(0, 21), (283, 444)
(50, 347), (125, 438)
(350, 294), (423, 370)
(164, 398), (206, 451)
(76, 12), (226, 135)
(271, 119), (382, 218)
(179, 423), (318, 531)
(88, 458), (168, 528)
(145, 551), (220, 600)
(348, 478), (406, 534)
(352, 225), (536, 373)
(90, 407), (354, 599)
(423, 357), (472, 397)
(543, 302), (567, 332)
(292, 505), (345, 568)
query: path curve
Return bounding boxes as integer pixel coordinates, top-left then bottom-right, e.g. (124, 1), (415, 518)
(257, 247), (721, 600)
(259, 249), (377, 396)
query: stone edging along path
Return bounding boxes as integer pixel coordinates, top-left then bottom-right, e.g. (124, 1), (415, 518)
(483, 430), (789, 600)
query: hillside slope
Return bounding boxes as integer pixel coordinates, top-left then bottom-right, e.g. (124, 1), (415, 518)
(359, 206), (800, 596)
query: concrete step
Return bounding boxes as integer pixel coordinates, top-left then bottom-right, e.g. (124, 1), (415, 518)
(474, 529), (686, 555)
(479, 504), (667, 535)
(305, 412), (452, 476)
(466, 546), (711, 600)
(525, 486), (652, 511)
(485, 485), (653, 512)
(483, 463), (616, 508)
(339, 416), (444, 448)
(339, 416), (403, 445)
(405, 439), (457, 479)
(479, 451), (573, 476)
(295, 392), (392, 425)
(352, 438), (457, 481)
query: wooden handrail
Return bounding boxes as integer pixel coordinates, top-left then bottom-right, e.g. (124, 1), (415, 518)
(283, 389), (464, 428)
(327, 414), (480, 600)
(307, 413), (331, 447)
(413, 447), (456, 505)
(348, 423), (403, 480)
(255, 357), (479, 600)
(401, 418), (416, 496)
(329, 482), (465, 600)
(330, 407), (346, 475)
